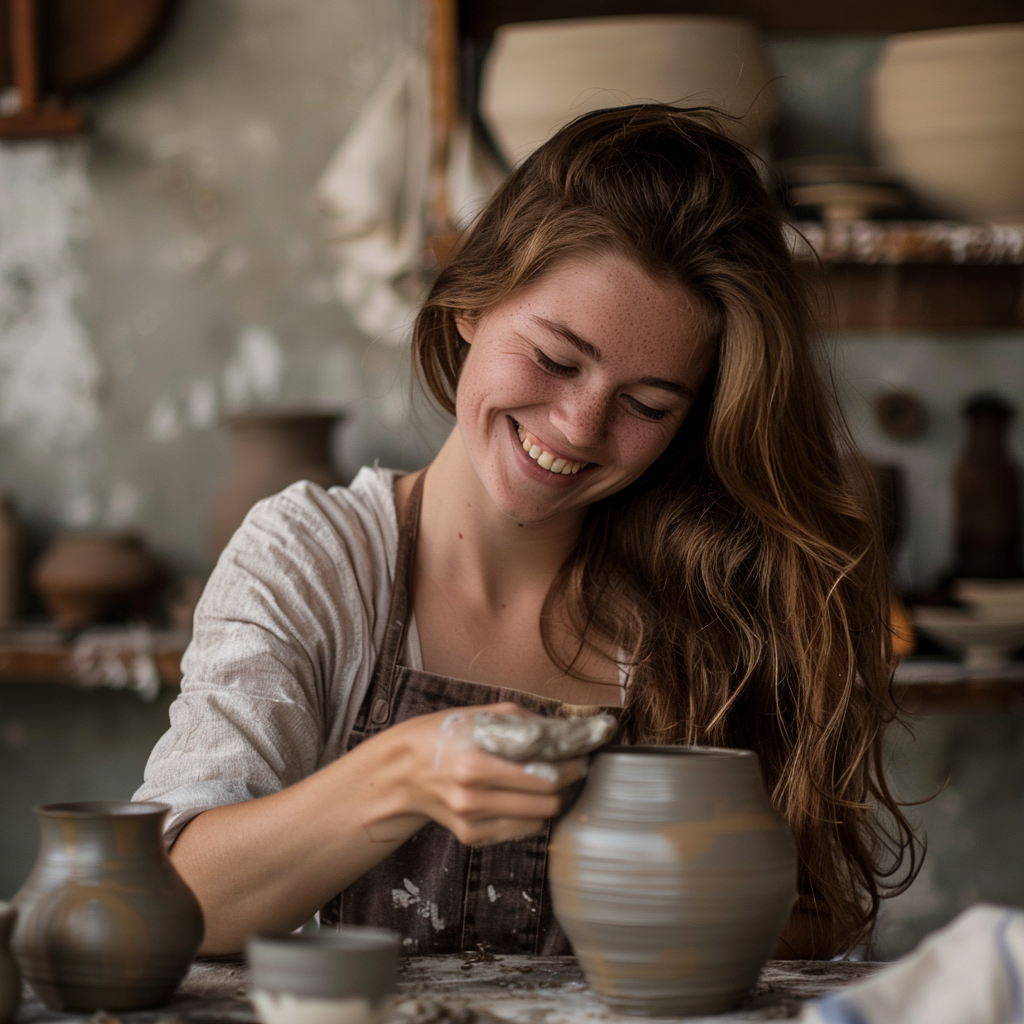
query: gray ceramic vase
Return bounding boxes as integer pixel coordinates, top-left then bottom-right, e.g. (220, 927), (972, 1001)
(11, 801), (204, 1012)
(549, 746), (796, 1017)
(0, 902), (19, 1024)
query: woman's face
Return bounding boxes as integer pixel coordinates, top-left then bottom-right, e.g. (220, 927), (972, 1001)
(454, 252), (713, 524)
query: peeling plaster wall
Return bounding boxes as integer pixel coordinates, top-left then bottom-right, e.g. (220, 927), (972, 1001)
(0, 0), (443, 575)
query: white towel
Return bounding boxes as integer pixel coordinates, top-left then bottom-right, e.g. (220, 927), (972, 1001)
(317, 49), (503, 346)
(803, 905), (1024, 1024)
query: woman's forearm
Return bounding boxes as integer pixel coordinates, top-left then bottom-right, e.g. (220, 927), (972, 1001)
(171, 729), (427, 954)
(171, 703), (583, 954)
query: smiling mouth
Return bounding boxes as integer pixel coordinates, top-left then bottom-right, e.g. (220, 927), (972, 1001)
(510, 418), (593, 476)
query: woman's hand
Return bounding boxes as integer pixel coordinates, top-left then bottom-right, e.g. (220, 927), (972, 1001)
(375, 701), (588, 846)
(171, 701), (584, 953)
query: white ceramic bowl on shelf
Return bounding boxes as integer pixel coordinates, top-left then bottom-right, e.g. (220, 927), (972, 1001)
(912, 606), (1024, 670)
(869, 23), (1024, 222)
(480, 16), (778, 166)
(952, 579), (1024, 621)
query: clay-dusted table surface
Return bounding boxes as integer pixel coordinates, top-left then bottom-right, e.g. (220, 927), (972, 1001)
(13, 954), (883, 1024)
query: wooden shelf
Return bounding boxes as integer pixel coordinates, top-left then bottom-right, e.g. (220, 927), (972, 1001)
(0, 626), (184, 694)
(458, 0), (1024, 39)
(790, 222), (1024, 331)
(894, 660), (1024, 713)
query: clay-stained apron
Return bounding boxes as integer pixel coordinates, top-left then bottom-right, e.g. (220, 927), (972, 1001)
(319, 473), (618, 954)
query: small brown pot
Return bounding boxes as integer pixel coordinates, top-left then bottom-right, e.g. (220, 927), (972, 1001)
(209, 409), (345, 557)
(33, 533), (162, 629)
(11, 801), (203, 1012)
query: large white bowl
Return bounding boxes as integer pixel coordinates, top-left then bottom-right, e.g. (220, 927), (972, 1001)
(480, 16), (778, 165)
(952, 579), (1024, 621)
(913, 606), (1024, 669)
(869, 23), (1024, 222)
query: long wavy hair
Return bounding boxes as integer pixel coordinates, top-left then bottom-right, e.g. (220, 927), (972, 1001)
(413, 104), (919, 953)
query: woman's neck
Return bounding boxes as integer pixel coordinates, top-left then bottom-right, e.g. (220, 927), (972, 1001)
(400, 429), (585, 613)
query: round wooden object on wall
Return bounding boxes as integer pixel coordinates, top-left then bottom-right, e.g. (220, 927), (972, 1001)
(874, 390), (929, 441)
(0, 0), (182, 95)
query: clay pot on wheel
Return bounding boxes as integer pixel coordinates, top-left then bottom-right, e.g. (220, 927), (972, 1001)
(549, 746), (796, 1017)
(209, 409), (345, 556)
(11, 801), (203, 1012)
(33, 533), (163, 629)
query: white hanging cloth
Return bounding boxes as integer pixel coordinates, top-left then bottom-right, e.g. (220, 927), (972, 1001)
(317, 48), (504, 346)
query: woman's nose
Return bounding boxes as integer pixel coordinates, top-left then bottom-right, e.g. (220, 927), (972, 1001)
(551, 388), (612, 449)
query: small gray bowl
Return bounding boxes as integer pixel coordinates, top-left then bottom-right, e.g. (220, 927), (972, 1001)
(248, 929), (400, 1024)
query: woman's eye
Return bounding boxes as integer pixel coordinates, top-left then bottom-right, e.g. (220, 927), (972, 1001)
(535, 349), (576, 376)
(622, 395), (669, 421)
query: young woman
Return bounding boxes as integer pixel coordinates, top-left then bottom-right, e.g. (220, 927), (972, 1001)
(136, 104), (917, 960)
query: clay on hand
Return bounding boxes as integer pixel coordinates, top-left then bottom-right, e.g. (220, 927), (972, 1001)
(469, 712), (617, 762)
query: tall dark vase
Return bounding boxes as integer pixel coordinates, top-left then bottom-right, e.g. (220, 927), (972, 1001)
(11, 802), (203, 1012)
(954, 395), (1022, 579)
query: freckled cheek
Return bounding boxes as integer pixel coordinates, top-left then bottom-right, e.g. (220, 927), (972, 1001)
(613, 418), (676, 472)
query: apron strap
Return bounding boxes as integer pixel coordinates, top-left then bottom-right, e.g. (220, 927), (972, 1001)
(363, 470), (426, 730)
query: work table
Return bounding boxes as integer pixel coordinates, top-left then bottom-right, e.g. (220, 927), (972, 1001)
(13, 955), (883, 1024)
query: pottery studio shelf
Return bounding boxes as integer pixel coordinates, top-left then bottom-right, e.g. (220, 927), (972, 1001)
(790, 221), (1024, 332)
(0, 626), (185, 694)
(0, 628), (1017, 713)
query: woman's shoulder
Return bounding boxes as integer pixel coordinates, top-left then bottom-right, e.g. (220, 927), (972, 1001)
(228, 464), (402, 575)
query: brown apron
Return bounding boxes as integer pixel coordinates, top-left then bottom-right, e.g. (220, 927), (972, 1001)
(320, 473), (617, 954)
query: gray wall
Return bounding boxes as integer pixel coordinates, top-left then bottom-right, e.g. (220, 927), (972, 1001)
(0, 0), (442, 578)
(1, 7), (1022, 960)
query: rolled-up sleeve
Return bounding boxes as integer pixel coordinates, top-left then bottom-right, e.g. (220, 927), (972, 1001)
(134, 475), (392, 844)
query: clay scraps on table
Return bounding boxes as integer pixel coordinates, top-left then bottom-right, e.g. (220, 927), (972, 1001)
(469, 712), (617, 762)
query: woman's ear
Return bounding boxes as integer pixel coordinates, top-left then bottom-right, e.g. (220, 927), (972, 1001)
(455, 314), (477, 345)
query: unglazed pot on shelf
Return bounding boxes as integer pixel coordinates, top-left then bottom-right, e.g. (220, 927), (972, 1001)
(869, 24), (1024, 222)
(209, 409), (345, 557)
(480, 16), (778, 165)
(11, 801), (203, 1012)
(33, 532), (162, 629)
(549, 746), (796, 1017)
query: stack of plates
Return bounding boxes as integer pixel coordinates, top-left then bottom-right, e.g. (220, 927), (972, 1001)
(779, 156), (908, 222)
(913, 579), (1024, 670)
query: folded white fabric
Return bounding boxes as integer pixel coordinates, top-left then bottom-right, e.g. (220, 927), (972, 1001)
(803, 905), (1024, 1024)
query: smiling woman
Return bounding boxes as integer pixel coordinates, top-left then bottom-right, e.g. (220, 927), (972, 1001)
(134, 105), (918, 962)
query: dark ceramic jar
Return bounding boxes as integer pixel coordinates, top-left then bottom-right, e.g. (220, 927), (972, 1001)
(11, 801), (203, 1012)
(549, 746), (796, 1017)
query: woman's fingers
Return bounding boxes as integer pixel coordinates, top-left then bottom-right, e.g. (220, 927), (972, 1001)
(445, 784), (561, 823)
(450, 747), (587, 793)
(449, 817), (547, 847)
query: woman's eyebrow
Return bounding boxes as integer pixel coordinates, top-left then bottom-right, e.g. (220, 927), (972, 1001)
(531, 315), (602, 361)
(531, 315), (696, 400)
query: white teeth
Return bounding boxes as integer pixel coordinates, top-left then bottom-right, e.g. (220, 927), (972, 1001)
(515, 423), (586, 477)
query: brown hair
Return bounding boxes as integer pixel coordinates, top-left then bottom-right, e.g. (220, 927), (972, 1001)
(413, 104), (919, 953)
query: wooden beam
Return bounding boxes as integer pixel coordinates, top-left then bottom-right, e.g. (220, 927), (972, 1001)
(9, 0), (38, 112)
(429, 0), (459, 241)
